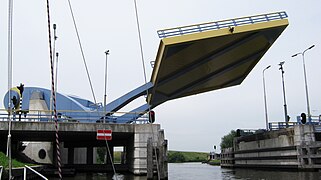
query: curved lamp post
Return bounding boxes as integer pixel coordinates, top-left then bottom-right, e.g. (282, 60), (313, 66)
(292, 45), (315, 123)
(263, 65), (271, 130)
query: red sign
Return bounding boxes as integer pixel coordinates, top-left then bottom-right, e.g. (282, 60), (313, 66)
(96, 129), (112, 140)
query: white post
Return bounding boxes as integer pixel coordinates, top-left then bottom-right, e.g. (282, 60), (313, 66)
(7, 0), (14, 179)
(0, 166), (3, 179)
(24, 167), (27, 180)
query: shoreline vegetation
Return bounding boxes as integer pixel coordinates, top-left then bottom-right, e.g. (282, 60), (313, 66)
(1, 150), (220, 169)
(0, 152), (31, 168)
(168, 151), (220, 165)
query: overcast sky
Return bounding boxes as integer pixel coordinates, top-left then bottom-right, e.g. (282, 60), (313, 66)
(1, 0), (321, 152)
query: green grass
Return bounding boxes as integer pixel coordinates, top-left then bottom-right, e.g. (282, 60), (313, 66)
(208, 159), (220, 165)
(168, 151), (208, 163)
(0, 151), (30, 168)
(113, 151), (121, 164)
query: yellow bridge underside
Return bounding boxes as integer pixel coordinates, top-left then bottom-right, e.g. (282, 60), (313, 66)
(148, 18), (288, 106)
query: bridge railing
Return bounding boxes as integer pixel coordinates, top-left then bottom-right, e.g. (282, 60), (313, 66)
(268, 122), (298, 131)
(269, 116), (321, 130)
(157, 11), (288, 38)
(0, 109), (150, 124)
(24, 165), (48, 180)
(296, 115), (321, 125)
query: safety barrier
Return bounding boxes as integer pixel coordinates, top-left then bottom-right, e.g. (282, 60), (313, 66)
(24, 165), (48, 180)
(0, 109), (150, 124)
(296, 115), (321, 125)
(157, 11), (288, 38)
(268, 122), (298, 131)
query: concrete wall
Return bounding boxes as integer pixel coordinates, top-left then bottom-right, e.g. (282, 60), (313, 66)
(233, 127), (297, 168)
(17, 123), (167, 177)
(22, 142), (53, 164)
(221, 125), (321, 170)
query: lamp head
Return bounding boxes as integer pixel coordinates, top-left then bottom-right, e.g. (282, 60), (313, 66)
(308, 45), (315, 50)
(291, 53), (299, 58)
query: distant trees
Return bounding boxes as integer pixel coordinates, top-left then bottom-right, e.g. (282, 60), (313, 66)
(168, 152), (186, 163)
(220, 130), (237, 149)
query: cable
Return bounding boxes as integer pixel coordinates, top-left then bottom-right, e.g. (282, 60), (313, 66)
(67, 0), (97, 105)
(67, 1), (118, 178)
(133, 0), (148, 84)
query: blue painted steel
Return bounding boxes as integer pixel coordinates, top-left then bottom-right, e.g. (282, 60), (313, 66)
(3, 83), (153, 123)
(157, 11), (288, 38)
(117, 103), (151, 122)
(101, 82), (153, 113)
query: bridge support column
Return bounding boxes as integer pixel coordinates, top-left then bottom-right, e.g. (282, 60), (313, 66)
(87, 146), (93, 165)
(129, 124), (168, 177)
(68, 147), (74, 164)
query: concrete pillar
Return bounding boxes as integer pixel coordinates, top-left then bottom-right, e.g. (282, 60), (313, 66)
(68, 147), (74, 164)
(158, 130), (168, 179)
(87, 146), (93, 165)
(147, 137), (153, 179)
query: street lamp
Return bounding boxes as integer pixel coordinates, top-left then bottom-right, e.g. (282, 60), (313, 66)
(291, 45), (315, 123)
(104, 50), (110, 123)
(279, 61), (289, 126)
(263, 65), (271, 130)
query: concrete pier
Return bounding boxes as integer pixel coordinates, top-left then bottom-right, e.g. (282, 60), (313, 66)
(221, 125), (321, 170)
(0, 121), (168, 178)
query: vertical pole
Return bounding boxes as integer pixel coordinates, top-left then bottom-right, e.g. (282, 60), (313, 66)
(54, 52), (59, 99)
(263, 65), (271, 130)
(7, 0), (14, 179)
(50, 24), (57, 119)
(104, 50), (109, 123)
(292, 45), (315, 124)
(302, 54), (311, 123)
(279, 62), (288, 127)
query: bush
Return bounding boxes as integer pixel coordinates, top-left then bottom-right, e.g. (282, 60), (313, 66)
(220, 130), (237, 149)
(168, 152), (186, 163)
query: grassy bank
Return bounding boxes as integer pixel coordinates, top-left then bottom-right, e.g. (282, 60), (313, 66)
(0, 151), (29, 168)
(208, 159), (220, 165)
(168, 151), (208, 163)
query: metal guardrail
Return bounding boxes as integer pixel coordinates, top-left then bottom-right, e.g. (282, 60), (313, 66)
(24, 165), (48, 180)
(269, 122), (298, 130)
(0, 109), (150, 124)
(157, 11), (288, 38)
(296, 115), (321, 125)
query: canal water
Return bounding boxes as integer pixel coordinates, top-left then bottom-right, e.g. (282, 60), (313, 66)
(56, 163), (321, 180)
